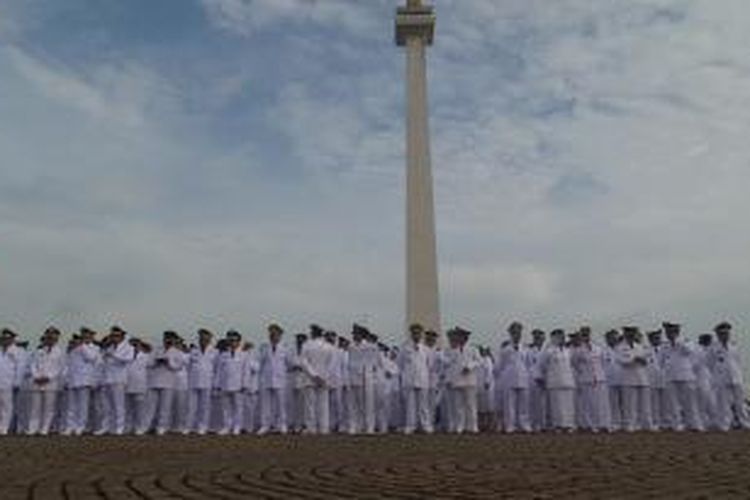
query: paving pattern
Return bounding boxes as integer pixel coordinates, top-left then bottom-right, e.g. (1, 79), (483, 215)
(2, 432), (750, 499)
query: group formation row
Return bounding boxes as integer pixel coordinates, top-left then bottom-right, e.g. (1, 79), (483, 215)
(0, 321), (747, 436)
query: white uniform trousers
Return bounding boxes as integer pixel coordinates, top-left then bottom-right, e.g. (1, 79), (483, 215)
(695, 381), (717, 430)
(221, 391), (244, 434)
(548, 388), (575, 430)
(716, 384), (750, 431)
(650, 387), (668, 430)
(104, 383), (127, 434)
(621, 386), (653, 431)
(66, 387), (91, 434)
(188, 388), (212, 433)
(27, 390), (59, 435)
(304, 386), (330, 434)
(152, 388), (174, 434)
(0, 389), (13, 434)
(577, 383), (611, 431)
(665, 381), (702, 431)
(172, 389), (189, 433)
(328, 387), (344, 432)
(348, 385), (375, 434)
(260, 388), (288, 432)
(403, 387), (432, 434)
(243, 391), (258, 432)
(608, 385), (624, 431)
(450, 386), (478, 434)
(503, 387), (531, 433)
(126, 393), (148, 434)
(528, 384), (547, 432)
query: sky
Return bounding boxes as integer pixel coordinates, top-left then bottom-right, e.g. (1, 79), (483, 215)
(1, 0), (749, 349)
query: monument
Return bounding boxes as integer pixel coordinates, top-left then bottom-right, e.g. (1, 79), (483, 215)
(395, 0), (441, 333)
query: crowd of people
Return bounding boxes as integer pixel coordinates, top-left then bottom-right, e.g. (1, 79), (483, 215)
(0, 320), (747, 437)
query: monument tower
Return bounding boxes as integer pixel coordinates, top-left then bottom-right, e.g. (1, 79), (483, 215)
(395, 0), (441, 333)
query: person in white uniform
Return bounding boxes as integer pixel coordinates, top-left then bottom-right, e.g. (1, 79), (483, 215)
(603, 330), (624, 431)
(258, 324), (292, 435)
(496, 321), (531, 433)
(423, 330), (442, 431)
(477, 347), (495, 432)
(125, 338), (151, 435)
(526, 329), (547, 432)
(347, 325), (379, 435)
(324, 331), (346, 433)
(242, 341), (260, 433)
(187, 329), (217, 435)
(537, 329), (576, 432)
(216, 331), (246, 435)
(444, 327), (480, 434)
(571, 327), (611, 432)
(64, 327), (101, 435)
(645, 330), (667, 430)
(617, 327), (653, 432)
(11, 339), (31, 434)
(660, 322), (702, 431)
(0, 329), (18, 435)
(289, 333), (311, 433)
(693, 334), (718, 430)
(100, 326), (134, 435)
(149, 331), (185, 435)
(28, 327), (66, 435)
(398, 324), (433, 434)
(708, 322), (750, 431)
(300, 325), (335, 435)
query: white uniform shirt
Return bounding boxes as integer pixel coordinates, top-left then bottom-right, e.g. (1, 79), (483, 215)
(348, 342), (381, 388)
(539, 345), (575, 389)
(327, 347), (346, 389)
(660, 339), (696, 383)
(103, 341), (135, 385)
(496, 343), (530, 389)
(67, 343), (101, 388)
(708, 342), (745, 387)
(30, 345), (66, 392)
(645, 345), (666, 389)
(0, 346), (18, 390)
(13, 347), (30, 389)
(397, 341), (430, 390)
(616, 342), (650, 387)
(571, 344), (607, 385)
(126, 351), (150, 394)
(242, 349), (260, 393)
(301, 337), (336, 385)
(603, 345), (623, 387)
(149, 346), (185, 390)
(258, 343), (291, 390)
(189, 345), (217, 390)
(217, 348), (246, 392)
(444, 345), (481, 388)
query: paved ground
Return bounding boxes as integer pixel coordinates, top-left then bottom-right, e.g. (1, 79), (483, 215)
(2, 432), (750, 499)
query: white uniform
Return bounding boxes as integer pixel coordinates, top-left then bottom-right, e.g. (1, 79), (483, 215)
(217, 348), (246, 434)
(646, 345), (667, 429)
(376, 354), (399, 433)
(300, 337), (336, 434)
(708, 342), (750, 431)
(65, 342), (101, 435)
(347, 341), (380, 434)
(148, 346), (185, 434)
(444, 345), (481, 434)
(102, 340), (134, 434)
(28, 345), (66, 435)
(188, 345), (217, 434)
(126, 350), (150, 434)
(0, 346), (18, 434)
(660, 339), (702, 431)
(495, 343), (531, 433)
(692, 346), (717, 429)
(172, 351), (191, 433)
(477, 355), (495, 420)
(571, 344), (611, 431)
(258, 342), (291, 433)
(12, 347), (30, 434)
(603, 344), (624, 431)
(327, 346), (347, 432)
(526, 345), (547, 431)
(288, 348), (312, 432)
(397, 341), (432, 434)
(617, 341), (653, 432)
(538, 345), (576, 430)
(242, 348), (260, 432)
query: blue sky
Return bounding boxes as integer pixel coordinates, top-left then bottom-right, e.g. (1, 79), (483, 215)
(1, 0), (750, 348)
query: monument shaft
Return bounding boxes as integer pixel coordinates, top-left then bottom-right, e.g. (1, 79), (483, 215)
(396, 2), (440, 333)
